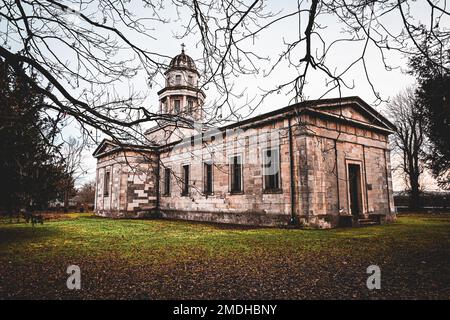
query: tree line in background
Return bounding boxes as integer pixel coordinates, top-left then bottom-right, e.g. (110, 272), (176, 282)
(0, 1), (449, 212)
(0, 1), (449, 142)
(0, 59), (94, 215)
(388, 45), (450, 210)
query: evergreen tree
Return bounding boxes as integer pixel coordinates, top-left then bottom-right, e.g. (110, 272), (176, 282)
(0, 59), (66, 213)
(409, 47), (450, 189)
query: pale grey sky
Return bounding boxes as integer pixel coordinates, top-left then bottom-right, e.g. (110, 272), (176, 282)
(60, 0), (444, 191)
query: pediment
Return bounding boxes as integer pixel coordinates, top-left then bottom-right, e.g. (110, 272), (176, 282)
(92, 139), (119, 158)
(311, 97), (395, 132)
(92, 139), (156, 158)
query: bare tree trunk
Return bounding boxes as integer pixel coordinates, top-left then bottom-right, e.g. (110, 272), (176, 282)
(387, 88), (426, 211)
(409, 174), (421, 210)
(64, 180), (70, 213)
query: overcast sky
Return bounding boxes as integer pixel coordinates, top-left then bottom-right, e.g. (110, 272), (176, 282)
(62, 0), (442, 191)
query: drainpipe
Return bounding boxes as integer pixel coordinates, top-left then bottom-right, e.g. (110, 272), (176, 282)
(288, 115), (298, 226)
(109, 165), (113, 212)
(155, 152), (161, 215)
(334, 139), (340, 212)
(383, 149), (391, 215)
(94, 168), (99, 213)
(362, 145), (369, 214)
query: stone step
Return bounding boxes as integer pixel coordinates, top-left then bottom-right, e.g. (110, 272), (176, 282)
(357, 219), (378, 226)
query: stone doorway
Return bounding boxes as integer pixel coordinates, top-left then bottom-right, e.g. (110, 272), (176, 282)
(348, 163), (363, 217)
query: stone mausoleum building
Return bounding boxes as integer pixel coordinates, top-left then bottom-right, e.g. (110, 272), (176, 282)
(93, 48), (396, 228)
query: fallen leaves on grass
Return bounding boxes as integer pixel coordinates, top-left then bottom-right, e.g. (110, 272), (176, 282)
(0, 214), (449, 299)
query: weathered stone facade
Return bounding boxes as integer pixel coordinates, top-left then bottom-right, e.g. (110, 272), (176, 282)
(94, 143), (159, 218)
(93, 49), (396, 228)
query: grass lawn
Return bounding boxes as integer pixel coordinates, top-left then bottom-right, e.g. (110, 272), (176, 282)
(0, 213), (449, 299)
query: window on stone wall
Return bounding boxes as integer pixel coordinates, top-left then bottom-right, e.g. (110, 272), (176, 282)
(204, 162), (213, 195)
(263, 148), (281, 191)
(187, 100), (193, 113)
(175, 74), (182, 85)
(188, 75), (193, 85)
(181, 164), (189, 196)
(163, 168), (171, 196)
(103, 171), (110, 197)
(230, 155), (242, 193)
(174, 99), (181, 113)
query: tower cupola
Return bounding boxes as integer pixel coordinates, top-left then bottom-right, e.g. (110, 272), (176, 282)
(157, 45), (205, 121)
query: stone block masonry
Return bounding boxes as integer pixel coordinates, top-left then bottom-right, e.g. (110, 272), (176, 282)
(93, 96), (396, 228)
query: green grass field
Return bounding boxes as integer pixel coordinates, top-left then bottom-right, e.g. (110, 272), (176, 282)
(0, 213), (449, 299)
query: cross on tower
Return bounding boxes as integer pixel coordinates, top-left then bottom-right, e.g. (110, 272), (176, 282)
(181, 43), (185, 53)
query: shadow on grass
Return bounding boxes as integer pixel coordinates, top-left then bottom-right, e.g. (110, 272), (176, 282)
(86, 214), (269, 231)
(0, 225), (63, 247)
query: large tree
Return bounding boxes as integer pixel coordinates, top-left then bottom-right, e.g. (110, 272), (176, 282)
(0, 59), (65, 213)
(76, 180), (96, 207)
(0, 1), (449, 147)
(387, 88), (426, 209)
(60, 136), (87, 210)
(409, 48), (450, 189)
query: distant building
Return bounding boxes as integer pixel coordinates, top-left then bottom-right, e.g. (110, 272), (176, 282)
(93, 47), (396, 228)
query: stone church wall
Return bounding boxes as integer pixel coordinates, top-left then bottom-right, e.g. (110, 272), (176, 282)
(95, 150), (158, 218)
(158, 118), (297, 226)
(297, 116), (396, 227)
(94, 109), (395, 228)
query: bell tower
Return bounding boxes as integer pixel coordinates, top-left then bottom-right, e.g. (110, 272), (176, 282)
(157, 44), (205, 121)
(146, 46), (206, 144)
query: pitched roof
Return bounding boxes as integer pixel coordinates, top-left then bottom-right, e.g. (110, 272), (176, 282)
(93, 96), (395, 157)
(92, 139), (156, 158)
(220, 96), (395, 132)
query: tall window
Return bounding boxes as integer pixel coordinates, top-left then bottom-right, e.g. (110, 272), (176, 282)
(174, 99), (181, 113)
(182, 164), (189, 196)
(187, 100), (194, 113)
(103, 171), (110, 197)
(204, 162), (213, 194)
(263, 148), (280, 191)
(230, 155), (242, 193)
(163, 168), (171, 196)
(161, 100), (168, 113)
(188, 75), (193, 85)
(175, 74), (182, 85)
